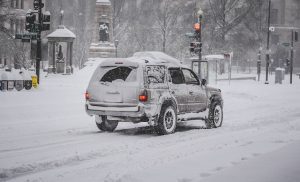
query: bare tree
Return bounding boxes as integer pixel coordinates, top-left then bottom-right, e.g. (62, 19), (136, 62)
(207, 0), (253, 46)
(153, 0), (181, 53)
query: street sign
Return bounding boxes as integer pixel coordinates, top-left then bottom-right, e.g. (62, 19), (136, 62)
(22, 38), (31, 42)
(15, 33), (23, 39)
(185, 32), (196, 38)
(282, 42), (290, 47)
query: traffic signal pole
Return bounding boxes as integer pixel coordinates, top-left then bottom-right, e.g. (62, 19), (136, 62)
(290, 30), (294, 84)
(198, 16), (202, 80)
(265, 0), (271, 84)
(36, 0), (43, 84)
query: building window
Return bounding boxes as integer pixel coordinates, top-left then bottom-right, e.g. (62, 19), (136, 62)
(271, 9), (278, 25)
(271, 34), (279, 45)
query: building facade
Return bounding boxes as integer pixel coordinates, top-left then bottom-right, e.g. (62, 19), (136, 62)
(0, 0), (49, 69)
(270, 0), (300, 67)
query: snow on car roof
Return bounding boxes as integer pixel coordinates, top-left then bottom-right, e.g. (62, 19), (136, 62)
(99, 58), (140, 68)
(97, 52), (188, 68)
(131, 51), (185, 67)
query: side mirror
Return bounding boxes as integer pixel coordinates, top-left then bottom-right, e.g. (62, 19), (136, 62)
(201, 79), (207, 86)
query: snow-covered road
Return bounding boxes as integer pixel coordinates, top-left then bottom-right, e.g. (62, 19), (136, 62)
(1, 66), (300, 182)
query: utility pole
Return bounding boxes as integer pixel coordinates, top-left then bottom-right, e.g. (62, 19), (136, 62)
(290, 30), (294, 84)
(265, 0), (271, 84)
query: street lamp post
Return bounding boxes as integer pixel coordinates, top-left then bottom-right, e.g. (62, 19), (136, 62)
(265, 0), (271, 84)
(196, 8), (203, 80)
(257, 47), (262, 81)
(115, 39), (119, 58)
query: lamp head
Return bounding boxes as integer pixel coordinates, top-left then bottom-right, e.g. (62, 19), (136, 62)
(197, 8), (203, 17)
(115, 39), (119, 47)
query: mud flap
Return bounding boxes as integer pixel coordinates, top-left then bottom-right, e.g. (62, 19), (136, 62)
(148, 114), (159, 126)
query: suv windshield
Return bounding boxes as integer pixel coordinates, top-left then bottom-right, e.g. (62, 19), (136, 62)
(100, 66), (136, 82)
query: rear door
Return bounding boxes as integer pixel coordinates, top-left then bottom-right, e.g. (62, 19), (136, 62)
(168, 68), (188, 113)
(88, 61), (140, 106)
(182, 68), (207, 112)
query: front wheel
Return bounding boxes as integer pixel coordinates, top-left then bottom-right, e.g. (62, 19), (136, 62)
(155, 105), (177, 135)
(205, 102), (223, 129)
(95, 116), (118, 132)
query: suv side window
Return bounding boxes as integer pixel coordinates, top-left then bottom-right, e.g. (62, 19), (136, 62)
(182, 69), (200, 85)
(169, 68), (184, 84)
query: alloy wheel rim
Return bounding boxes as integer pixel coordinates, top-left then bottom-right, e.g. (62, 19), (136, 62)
(164, 108), (175, 130)
(214, 105), (222, 126)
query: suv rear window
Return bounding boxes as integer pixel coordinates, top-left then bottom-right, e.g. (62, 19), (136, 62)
(100, 66), (136, 82)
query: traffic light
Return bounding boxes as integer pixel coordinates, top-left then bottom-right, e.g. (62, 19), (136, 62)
(33, 0), (44, 10)
(42, 11), (51, 31)
(194, 23), (201, 33)
(286, 58), (290, 67)
(25, 12), (36, 32)
(33, 0), (39, 10)
(190, 42), (196, 53)
(190, 42), (201, 54)
(295, 31), (298, 42)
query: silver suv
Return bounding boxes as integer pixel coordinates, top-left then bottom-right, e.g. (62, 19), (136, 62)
(85, 52), (223, 135)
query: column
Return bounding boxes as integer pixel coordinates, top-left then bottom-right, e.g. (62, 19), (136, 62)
(66, 42), (71, 74)
(52, 42), (56, 72)
(16, 0), (19, 9)
(70, 42), (73, 73)
(21, 0), (24, 9)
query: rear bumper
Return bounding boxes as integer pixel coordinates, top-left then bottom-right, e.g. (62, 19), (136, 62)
(85, 102), (145, 118)
(85, 101), (160, 125)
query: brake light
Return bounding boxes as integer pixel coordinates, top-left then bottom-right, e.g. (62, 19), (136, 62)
(139, 90), (148, 102)
(85, 92), (90, 100)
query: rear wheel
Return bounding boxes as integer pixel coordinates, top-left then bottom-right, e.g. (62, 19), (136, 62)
(156, 105), (177, 135)
(205, 102), (223, 129)
(95, 116), (118, 132)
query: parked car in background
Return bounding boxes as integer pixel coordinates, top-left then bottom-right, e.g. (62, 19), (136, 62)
(85, 52), (223, 135)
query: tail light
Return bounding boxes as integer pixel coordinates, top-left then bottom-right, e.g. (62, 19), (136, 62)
(139, 89), (148, 102)
(85, 91), (90, 100)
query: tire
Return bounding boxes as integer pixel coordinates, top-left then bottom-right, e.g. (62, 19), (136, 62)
(205, 102), (223, 129)
(155, 104), (177, 135)
(95, 116), (118, 132)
